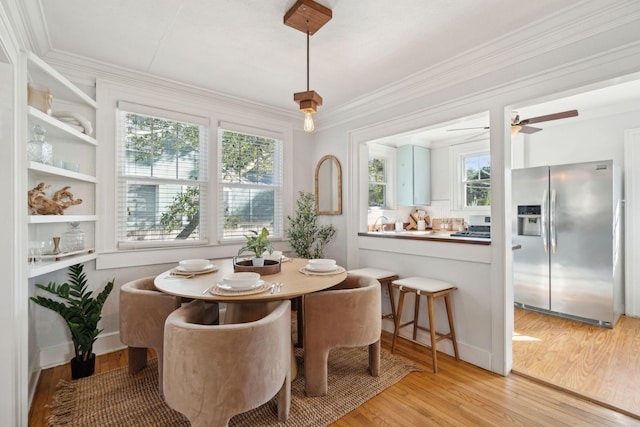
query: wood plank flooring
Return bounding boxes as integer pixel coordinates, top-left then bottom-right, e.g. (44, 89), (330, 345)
(29, 330), (640, 426)
(513, 308), (640, 418)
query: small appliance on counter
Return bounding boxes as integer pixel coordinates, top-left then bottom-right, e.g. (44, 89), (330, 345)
(451, 215), (491, 239)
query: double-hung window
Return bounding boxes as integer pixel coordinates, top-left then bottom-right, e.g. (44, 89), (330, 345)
(117, 102), (209, 248)
(218, 123), (283, 240)
(367, 144), (395, 208)
(450, 140), (490, 210)
(463, 152), (491, 206)
(368, 158), (387, 208)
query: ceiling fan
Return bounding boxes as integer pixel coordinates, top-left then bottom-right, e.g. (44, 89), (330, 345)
(448, 110), (579, 136)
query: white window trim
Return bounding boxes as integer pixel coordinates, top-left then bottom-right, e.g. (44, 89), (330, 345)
(367, 143), (396, 209)
(116, 102), (210, 249)
(95, 78), (293, 270)
(217, 121), (285, 243)
(449, 139), (491, 212)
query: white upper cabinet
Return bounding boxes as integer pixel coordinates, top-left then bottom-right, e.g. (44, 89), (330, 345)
(396, 144), (431, 206)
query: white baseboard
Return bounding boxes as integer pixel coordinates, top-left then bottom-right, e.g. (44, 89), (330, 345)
(38, 330), (126, 369)
(382, 319), (492, 371)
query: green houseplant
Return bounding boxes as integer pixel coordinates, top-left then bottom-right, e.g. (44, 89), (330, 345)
(287, 191), (336, 259)
(30, 263), (114, 379)
(238, 227), (274, 266)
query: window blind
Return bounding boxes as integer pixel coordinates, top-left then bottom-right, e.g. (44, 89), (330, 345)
(116, 105), (209, 248)
(218, 125), (283, 241)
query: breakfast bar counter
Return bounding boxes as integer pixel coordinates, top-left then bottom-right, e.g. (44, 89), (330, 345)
(357, 230), (491, 245)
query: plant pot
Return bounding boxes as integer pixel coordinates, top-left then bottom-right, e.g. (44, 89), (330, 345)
(252, 257), (265, 267)
(71, 353), (96, 379)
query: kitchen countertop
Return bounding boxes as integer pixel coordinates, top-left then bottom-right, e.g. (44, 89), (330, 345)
(358, 230), (491, 245)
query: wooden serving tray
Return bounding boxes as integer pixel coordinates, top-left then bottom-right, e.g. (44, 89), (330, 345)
(233, 258), (282, 276)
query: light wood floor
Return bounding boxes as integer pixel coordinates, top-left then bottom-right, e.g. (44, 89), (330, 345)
(29, 330), (640, 426)
(513, 308), (640, 418)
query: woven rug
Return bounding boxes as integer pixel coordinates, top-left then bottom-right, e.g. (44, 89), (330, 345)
(48, 346), (420, 426)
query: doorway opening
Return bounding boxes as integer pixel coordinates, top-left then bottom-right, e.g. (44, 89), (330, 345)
(508, 76), (640, 417)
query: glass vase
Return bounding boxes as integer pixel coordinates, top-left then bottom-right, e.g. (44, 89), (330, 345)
(27, 124), (53, 165)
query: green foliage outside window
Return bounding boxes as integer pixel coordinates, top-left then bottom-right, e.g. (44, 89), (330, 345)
(464, 154), (491, 206)
(368, 158), (386, 207)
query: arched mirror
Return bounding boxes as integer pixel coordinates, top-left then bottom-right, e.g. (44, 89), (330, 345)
(315, 155), (342, 215)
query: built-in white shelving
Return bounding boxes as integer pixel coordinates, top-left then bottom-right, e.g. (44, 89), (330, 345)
(28, 107), (97, 146)
(28, 215), (97, 224)
(28, 252), (98, 279)
(26, 53), (98, 277)
(28, 161), (97, 183)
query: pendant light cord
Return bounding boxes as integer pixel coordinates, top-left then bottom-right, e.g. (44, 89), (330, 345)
(306, 20), (310, 92)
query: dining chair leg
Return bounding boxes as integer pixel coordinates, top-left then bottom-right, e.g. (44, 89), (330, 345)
(127, 346), (147, 375)
(369, 339), (380, 376)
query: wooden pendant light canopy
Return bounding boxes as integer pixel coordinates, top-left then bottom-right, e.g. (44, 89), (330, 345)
(285, 0), (332, 114)
(284, 0), (332, 35)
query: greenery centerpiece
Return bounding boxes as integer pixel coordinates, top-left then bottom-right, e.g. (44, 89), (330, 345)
(287, 191), (336, 259)
(30, 263), (114, 379)
(238, 227), (274, 266)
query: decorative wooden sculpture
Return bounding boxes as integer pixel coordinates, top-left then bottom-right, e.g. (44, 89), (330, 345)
(28, 182), (83, 215)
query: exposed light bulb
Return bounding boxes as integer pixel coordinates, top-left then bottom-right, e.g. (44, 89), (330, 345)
(303, 111), (315, 132)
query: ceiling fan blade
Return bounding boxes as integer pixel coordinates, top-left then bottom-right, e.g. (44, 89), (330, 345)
(447, 126), (490, 132)
(518, 125), (542, 134)
(519, 110), (578, 125)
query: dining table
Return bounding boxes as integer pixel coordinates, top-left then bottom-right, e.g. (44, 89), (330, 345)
(154, 257), (348, 377)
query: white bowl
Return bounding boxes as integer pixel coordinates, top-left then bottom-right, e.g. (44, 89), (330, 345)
(307, 258), (337, 271)
(221, 272), (261, 289)
(178, 259), (210, 271)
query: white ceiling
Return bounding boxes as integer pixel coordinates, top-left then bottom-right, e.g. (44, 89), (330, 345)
(31, 0), (640, 139)
(38, 0), (590, 114)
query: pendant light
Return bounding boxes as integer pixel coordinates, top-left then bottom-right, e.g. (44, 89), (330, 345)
(284, 0), (332, 132)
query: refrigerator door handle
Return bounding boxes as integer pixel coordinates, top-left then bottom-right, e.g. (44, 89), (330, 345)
(541, 189), (549, 253)
(550, 189), (557, 253)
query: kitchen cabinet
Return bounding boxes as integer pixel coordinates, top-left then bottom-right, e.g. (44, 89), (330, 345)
(26, 52), (98, 278)
(396, 144), (431, 206)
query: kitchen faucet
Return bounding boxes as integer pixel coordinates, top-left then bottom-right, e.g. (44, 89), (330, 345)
(372, 215), (389, 232)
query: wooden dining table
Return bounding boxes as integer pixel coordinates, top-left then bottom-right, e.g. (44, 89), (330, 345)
(154, 257), (347, 377)
(154, 257), (346, 306)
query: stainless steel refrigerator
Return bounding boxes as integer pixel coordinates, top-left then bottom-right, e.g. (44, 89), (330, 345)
(512, 160), (623, 327)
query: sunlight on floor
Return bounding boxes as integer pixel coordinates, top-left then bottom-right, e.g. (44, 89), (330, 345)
(512, 332), (541, 342)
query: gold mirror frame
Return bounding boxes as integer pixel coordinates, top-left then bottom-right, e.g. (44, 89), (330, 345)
(315, 155), (342, 215)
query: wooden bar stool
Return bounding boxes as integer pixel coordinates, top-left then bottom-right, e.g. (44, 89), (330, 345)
(390, 276), (459, 373)
(347, 268), (399, 322)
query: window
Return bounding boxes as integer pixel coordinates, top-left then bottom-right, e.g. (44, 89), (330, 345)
(219, 125), (283, 240)
(117, 104), (209, 248)
(367, 143), (395, 208)
(463, 153), (491, 206)
(450, 140), (490, 210)
(368, 158), (387, 208)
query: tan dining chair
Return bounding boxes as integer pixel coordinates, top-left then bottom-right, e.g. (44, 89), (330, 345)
(303, 273), (382, 396)
(163, 299), (292, 427)
(119, 276), (183, 395)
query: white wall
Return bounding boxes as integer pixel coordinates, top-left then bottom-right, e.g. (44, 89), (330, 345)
(312, 5), (640, 375)
(518, 110), (640, 169)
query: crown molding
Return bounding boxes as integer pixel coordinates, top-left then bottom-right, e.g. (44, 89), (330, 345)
(318, 0), (640, 131)
(42, 49), (302, 124)
(2, 0), (50, 54)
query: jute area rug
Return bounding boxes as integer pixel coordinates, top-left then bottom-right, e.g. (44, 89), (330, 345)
(48, 346), (420, 426)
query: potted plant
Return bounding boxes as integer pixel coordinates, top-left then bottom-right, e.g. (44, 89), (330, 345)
(287, 191), (336, 259)
(30, 263), (114, 379)
(238, 227), (274, 266)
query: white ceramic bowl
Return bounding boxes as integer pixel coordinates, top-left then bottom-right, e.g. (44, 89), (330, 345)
(307, 258), (337, 271)
(178, 259), (210, 271)
(221, 272), (261, 289)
